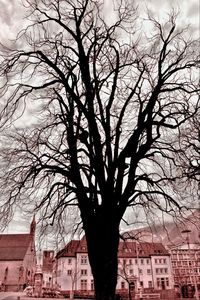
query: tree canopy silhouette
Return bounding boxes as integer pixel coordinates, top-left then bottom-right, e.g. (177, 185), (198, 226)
(0, 1), (199, 299)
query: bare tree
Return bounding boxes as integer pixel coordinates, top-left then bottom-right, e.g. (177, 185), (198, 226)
(0, 1), (199, 299)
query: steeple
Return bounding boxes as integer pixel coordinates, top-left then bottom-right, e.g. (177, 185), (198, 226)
(30, 214), (36, 237)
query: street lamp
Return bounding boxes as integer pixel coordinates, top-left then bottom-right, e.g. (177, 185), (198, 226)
(182, 229), (199, 300)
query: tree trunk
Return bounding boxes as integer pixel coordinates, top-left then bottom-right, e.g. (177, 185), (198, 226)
(84, 213), (120, 300)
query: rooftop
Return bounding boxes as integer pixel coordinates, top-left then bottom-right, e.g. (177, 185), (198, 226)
(0, 233), (32, 261)
(56, 236), (169, 259)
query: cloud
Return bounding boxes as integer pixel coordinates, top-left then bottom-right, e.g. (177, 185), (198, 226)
(187, 2), (199, 18)
(0, 0), (27, 47)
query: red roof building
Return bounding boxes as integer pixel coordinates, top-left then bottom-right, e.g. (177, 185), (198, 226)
(0, 216), (37, 291)
(55, 236), (174, 294)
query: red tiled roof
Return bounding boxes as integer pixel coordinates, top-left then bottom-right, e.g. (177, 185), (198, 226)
(56, 236), (169, 259)
(56, 240), (81, 258)
(0, 234), (31, 261)
(118, 241), (169, 258)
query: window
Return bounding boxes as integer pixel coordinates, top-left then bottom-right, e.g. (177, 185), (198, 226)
(121, 282), (125, 289)
(141, 259), (144, 265)
(81, 255), (87, 265)
(146, 259), (150, 264)
(129, 269), (133, 275)
(148, 281), (152, 288)
(67, 269), (72, 276)
(161, 278), (165, 289)
(129, 282), (135, 291)
(81, 279), (87, 291)
(91, 280), (94, 291)
(81, 269), (87, 276)
(164, 268), (168, 274)
(135, 259), (138, 264)
(155, 259), (158, 264)
(163, 258), (166, 264)
(129, 259), (132, 265)
(147, 269), (151, 275)
(139, 269), (143, 274)
(156, 277), (169, 289)
(157, 278), (161, 288)
(68, 258), (72, 265)
(140, 281), (143, 287)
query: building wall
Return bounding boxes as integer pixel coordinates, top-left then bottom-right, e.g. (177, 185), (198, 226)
(42, 250), (54, 288)
(56, 253), (174, 293)
(56, 256), (77, 291)
(117, 256), (174, 291)
(76, 253), (93, 291)
(170, 244), (200, 287)
(0, 260), (23, 291)
(23, 240), (37, 286)
(151, 255), (174, 290)
(0, 241), (36, 291)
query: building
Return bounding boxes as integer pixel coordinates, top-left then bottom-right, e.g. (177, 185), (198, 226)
(56, 240), (81, 292)
(118, 241), (174, 292)
(0, 216), (37, 291)
(55, 236), (174, 294)
(42, 250), (55, 288)
(162, 211), (200, 297)
(124, 210), (200, 298)
(169, 243), (200, 297)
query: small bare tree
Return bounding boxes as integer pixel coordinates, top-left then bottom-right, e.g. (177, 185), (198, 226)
(0, 1), (199, 299)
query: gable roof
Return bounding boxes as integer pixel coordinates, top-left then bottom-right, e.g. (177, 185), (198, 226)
(0, 233), (31, 261)
(56, 236), (169, 259)
(56, 240), (80, 258)
(118, 241), (169, 258)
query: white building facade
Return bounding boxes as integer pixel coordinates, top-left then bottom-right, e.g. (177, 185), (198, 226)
(117, 241), (174, 292)
(55, 237), (174, 294)
(169, 243), (200, 297)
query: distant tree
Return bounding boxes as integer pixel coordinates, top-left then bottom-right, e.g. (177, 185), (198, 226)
(0, 1), (199, 299)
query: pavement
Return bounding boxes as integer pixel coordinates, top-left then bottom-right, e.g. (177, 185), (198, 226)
(0, 292), (86, 300)
(0, 292), (61, 300)
(0, 292), (199, 300)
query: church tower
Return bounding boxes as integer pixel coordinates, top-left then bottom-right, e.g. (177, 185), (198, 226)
(30, 214), (36, 237)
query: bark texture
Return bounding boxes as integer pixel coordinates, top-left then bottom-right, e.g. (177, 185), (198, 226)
(84, 214), (120, 300)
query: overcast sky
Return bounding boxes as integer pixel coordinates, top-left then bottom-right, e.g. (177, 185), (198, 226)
(0, 0), (199, 235)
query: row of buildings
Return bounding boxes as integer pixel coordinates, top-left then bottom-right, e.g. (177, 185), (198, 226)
(0, 215), (200, 297)
(55, 237), (174, 293)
